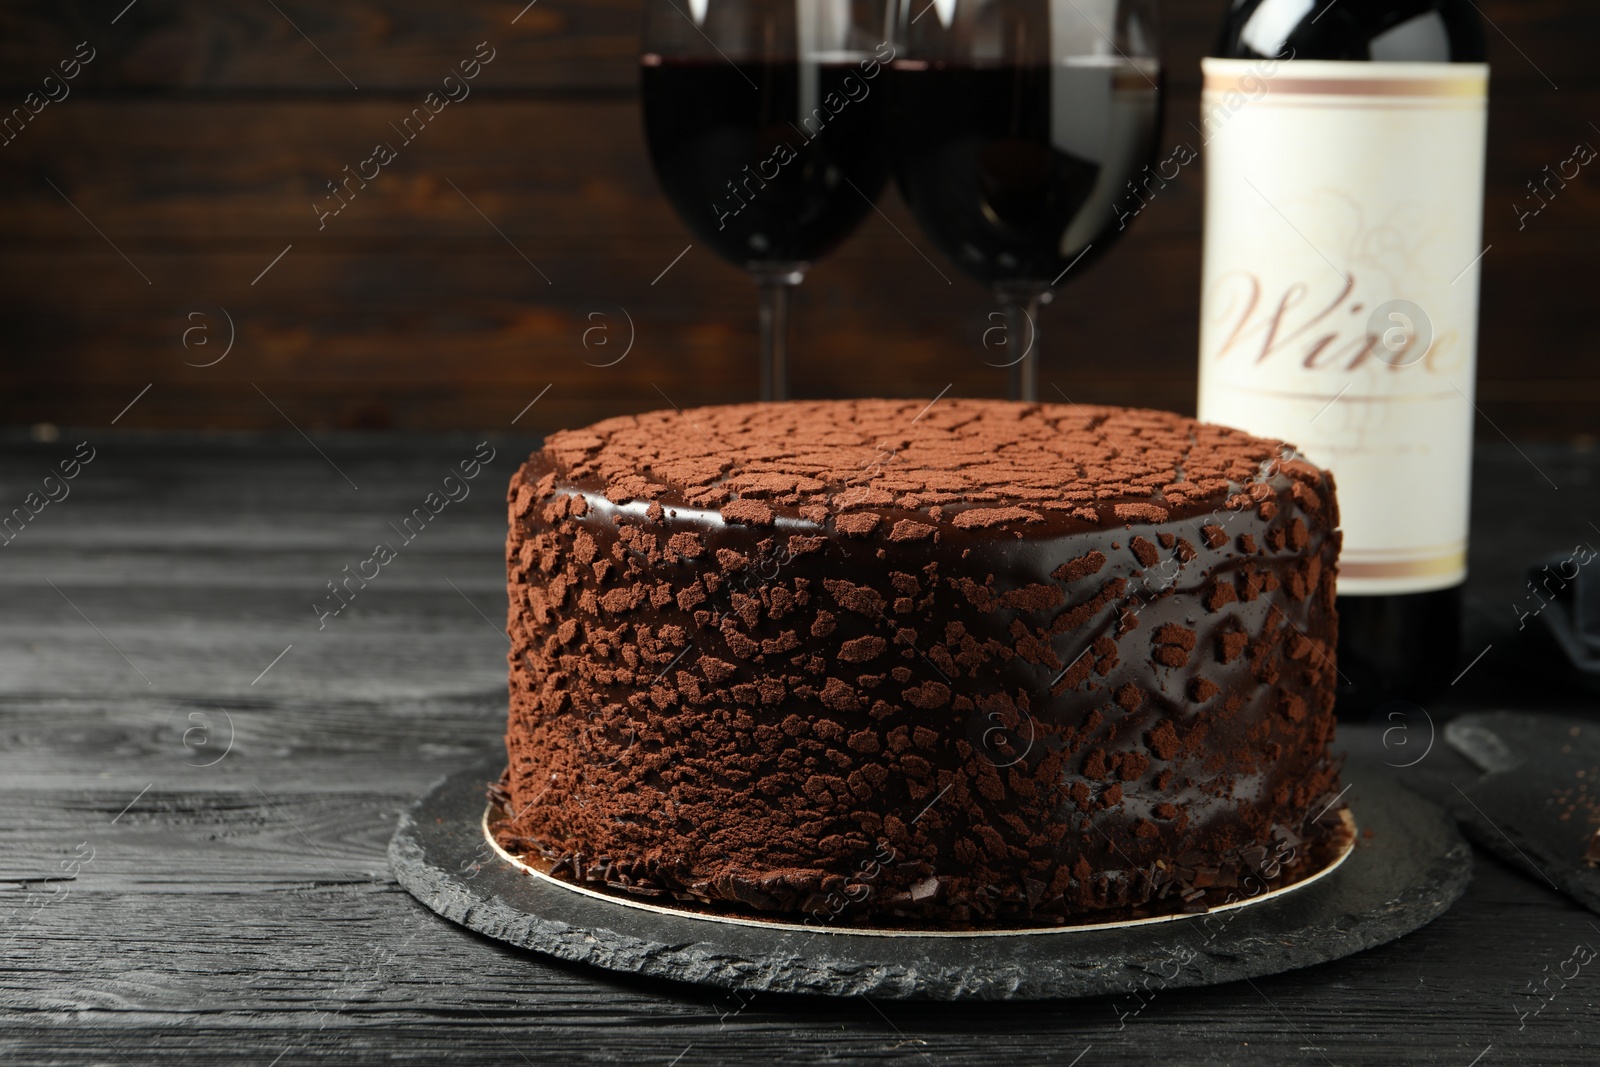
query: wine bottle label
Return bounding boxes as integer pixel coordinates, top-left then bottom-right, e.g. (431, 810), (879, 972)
(1197, 59), (1489, 595)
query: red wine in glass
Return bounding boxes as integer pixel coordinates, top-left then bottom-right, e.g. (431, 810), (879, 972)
(888, 1), (1163, 399)
(640, 2), (893, 401)
(643, 58), (891, 266)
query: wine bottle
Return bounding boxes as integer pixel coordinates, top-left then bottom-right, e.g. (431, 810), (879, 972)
(1198, 0), (1488, 718)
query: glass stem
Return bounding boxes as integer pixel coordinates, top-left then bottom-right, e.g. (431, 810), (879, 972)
(1002, 290), (1046, 403)
(755, 269), (803, 403)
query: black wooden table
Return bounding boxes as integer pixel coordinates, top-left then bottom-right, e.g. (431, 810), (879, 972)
(3, 431), (1598, 1066)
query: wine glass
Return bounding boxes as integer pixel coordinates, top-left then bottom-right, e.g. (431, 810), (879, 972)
(888, 0), (1163, 400)
(641, 0), (894, 401)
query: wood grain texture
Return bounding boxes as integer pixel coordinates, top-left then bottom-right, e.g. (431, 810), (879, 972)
(0, 0), (1597, 437)
(0, 0), (643, 93)
(1, 436), (1598, 1064)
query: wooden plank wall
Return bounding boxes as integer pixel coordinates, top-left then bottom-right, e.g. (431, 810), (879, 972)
(0, 0), (1595, 438)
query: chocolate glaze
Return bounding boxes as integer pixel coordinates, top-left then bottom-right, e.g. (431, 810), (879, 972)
(494, 400), (1344, 927)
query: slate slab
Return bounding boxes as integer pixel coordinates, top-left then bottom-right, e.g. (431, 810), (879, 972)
(1447, 710), (1600, 913)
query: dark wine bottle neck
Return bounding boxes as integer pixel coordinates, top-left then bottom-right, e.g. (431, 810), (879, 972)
(1216, 0), (1486, 62)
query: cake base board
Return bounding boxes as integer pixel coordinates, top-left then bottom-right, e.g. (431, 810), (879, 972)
(478, 803), (1359, 934)
(389, 754), (1471, 1001)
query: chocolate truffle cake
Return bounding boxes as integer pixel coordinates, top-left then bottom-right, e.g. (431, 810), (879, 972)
(494, 399), (1346, 927)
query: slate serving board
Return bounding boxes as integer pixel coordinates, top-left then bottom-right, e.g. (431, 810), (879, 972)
(391, 754), (1471, 1001)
